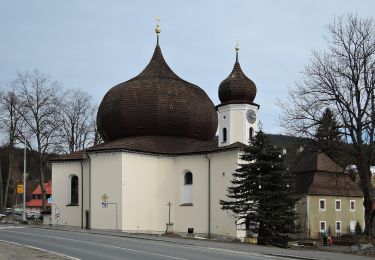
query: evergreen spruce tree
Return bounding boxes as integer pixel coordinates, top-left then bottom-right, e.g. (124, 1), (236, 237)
(220, 130), (298, 247)
(355, 221), (363, 235)
(315, 108), (356, 171)
(315, 108), (342, 157)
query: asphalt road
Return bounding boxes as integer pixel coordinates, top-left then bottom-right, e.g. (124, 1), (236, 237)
(0, 225), (282, 260)
(0, 225), (372, 260)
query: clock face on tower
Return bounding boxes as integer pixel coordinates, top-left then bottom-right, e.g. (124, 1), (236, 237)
(246, 109), (256, 124)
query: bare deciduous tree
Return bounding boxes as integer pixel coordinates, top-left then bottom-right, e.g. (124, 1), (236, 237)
(58, 89), (95, 153)
(1, 70), (102, 211)
(13, 70), (61, 210)
(91, 105), (103, 146)
(0, 89), (24, 212)
(279, 15), (375, 236)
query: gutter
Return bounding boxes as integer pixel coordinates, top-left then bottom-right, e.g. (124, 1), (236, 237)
(205, 154), (211, 238)
(86, 144), (246, 157)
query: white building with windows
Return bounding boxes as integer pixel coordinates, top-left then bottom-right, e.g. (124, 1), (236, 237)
(50, 27), (259, 238)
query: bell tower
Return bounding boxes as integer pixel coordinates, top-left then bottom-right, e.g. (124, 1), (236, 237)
(217, 43), (259, 147)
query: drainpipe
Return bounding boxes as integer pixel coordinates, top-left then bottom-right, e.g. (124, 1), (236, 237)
(87, 154), (91, 230)
(205, 154), (211, 238)
(306, 196), (309, 238)
(81, 161), (84, 229)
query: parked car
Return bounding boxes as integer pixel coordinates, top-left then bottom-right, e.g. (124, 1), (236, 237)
(5, 208), (13, 216)
(27, 211), (41, 220)
(0, 213), (5, 221)
(12, 208), (24, 218)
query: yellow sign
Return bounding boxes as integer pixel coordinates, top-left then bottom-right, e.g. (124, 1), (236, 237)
(17, 184), (24, 194)
(101, 193), (109, 202)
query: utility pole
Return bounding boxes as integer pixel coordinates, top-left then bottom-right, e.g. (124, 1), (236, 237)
(22, 134), (26, 223)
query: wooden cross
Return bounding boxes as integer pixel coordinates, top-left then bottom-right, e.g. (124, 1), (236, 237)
(167, 202), (172, 223)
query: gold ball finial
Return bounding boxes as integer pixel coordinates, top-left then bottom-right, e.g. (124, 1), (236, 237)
(155, 16), (161, 34)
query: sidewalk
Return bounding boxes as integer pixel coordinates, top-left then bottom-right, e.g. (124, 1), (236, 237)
(0, 240), (69, 259)
(28, 224), (374, 260)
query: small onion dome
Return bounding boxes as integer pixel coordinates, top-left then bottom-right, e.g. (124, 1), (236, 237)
(218, 53), (257, 105)
(97, 44), (218, 142)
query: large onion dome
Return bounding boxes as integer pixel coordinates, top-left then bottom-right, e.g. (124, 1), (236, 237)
(218, 48), (257, 105)
(97, 42), (218, 142)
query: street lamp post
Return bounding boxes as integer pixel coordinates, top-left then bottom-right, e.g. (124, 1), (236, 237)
(22, 134), (26, 223)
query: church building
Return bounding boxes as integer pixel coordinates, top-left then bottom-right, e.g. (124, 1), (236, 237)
(50, 22), (259, 238)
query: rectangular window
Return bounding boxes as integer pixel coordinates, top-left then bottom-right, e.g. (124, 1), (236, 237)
(319, 199), (326, 211)
(335, 199), (341, 211)
(319, 221), (326, 232)
(336, 221), (341, 233)
(350, 200), (355, 211)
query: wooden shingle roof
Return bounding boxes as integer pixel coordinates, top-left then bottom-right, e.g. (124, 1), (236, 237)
(292, 151), (363, 197)
(291, 151), (343, 173)
(218, 54), (257, 107)
(96, 43), (218, 142)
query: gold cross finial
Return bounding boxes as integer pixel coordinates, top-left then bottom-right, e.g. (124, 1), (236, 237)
(235, 40), (240, 52)
(235, 41), (240, 62)
(155, 16), (161, 34)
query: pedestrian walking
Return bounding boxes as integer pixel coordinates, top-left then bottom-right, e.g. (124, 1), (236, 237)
(328, 235), (333, 246)
(322, 231), (328, 246)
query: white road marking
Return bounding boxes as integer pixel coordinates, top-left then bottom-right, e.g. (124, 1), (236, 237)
(127, 236), (296, 259)
(0, 225), (25, 229)
(191, 246), (295, 259)
(2, 230), (186, 260)
(0, 239), (80, 260)
(148, 241), (295, 259)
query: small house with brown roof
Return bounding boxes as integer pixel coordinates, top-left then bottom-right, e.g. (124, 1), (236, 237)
(293, 151), (364, 239)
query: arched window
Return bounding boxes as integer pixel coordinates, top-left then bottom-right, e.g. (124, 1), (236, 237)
(182, 171), (193, 205)
(249, 127), (254, 139)
(184, 172), (193, 185)
(71, 175), (79, 205)
(222, 128), (227, 143)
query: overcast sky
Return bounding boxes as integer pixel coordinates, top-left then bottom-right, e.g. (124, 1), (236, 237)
(1, 0), (374, 134)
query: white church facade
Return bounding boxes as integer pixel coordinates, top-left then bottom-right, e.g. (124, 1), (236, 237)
(50, 25), (259, 238)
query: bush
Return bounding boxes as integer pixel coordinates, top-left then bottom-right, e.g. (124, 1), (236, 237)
(334, 234), (359, 246)
(355, 222), (363, 235)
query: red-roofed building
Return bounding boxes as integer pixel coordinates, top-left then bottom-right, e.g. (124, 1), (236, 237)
(26, 182), (52, 213)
